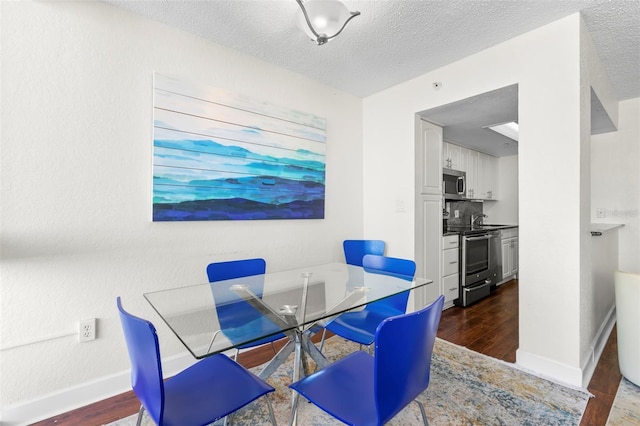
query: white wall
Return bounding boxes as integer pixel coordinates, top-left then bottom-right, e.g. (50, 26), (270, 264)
(363, 14), (619, 387)
(483, 155), (518, 224)
(591, 98), (640, 273)
(0, 1), (363, 422)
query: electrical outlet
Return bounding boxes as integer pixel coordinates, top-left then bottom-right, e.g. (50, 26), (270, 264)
(596, 208), (606, 218)
(454, 210), (460, 218)
(79, 318), (96, 342)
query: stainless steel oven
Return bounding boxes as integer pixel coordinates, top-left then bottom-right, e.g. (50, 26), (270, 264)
(458, 230), (502, 307)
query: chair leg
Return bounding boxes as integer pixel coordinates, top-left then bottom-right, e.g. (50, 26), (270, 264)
(264, 395), (277, 425)
(135, 405), (145, 426)
(414, 400), (429, 425)
(318, 328), (327, 352)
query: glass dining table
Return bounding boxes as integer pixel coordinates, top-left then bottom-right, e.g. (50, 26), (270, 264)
(144, 261), (432, 425)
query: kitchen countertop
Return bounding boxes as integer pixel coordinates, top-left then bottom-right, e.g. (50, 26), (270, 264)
(444, 224), (518, 236)
(591, 223), (624, 236)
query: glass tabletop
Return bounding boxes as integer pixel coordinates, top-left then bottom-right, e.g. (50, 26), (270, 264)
(144, 262), (431, 358)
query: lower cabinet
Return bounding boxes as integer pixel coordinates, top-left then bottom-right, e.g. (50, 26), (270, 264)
(443, 273), (460, 303)
(442, 235), (460, 303)
(501, 228), (519, 281)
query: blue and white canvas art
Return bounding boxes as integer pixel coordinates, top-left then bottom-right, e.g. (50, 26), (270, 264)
(152, 74), (326, 221)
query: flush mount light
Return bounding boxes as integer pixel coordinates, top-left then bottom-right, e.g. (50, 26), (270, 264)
(485, 121), (519, 142)
(296, 0), (360, 45)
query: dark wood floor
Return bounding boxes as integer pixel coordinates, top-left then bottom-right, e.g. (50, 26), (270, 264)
(437, 280), (622, 425)
(33, 279), (621, 425)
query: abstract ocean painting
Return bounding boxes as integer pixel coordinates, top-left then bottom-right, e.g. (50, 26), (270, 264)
(152, 74), (326, 221)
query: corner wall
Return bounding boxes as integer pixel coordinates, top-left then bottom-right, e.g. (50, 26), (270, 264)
(363, 14), (617, 387)
(0, 2), (363, 423)
(591, 97), (640, 273)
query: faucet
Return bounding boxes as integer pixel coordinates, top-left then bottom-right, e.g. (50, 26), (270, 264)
(471, 213), (487, 227)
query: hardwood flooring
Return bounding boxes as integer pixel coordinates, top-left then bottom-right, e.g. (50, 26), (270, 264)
(32, 279), (621, 425)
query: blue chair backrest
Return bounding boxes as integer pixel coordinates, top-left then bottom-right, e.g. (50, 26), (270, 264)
(206, 258), (268, 340)
(374, 295), (445, 424)
(117, 297), (165, 424)
(362, 254), (416, 314)
(343, 240), (385, 266)
(206, 258), (266, 282)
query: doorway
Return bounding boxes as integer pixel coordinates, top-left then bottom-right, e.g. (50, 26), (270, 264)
(414, 84), (520, 361)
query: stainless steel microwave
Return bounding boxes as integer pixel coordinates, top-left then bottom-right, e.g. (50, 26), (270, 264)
(443, 168), (466, 200)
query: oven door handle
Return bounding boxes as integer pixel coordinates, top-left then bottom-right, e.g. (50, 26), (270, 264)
(464, 279), (492, 292)
(465, 234), (493, 241)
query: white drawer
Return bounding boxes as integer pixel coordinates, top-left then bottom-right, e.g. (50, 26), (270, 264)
(500, 227), (519, 239)
(443, 235), (459, 249)
(443, 273), (460, 302)
(442, 248), (459, 276)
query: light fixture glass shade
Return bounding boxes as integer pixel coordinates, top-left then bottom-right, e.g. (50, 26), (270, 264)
(296, 0), (360, 45)
(486, 121), (519, 141)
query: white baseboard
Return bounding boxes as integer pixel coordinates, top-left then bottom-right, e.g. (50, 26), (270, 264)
(516, 348), (585, 388)
(582, 305), (617, 387)
(0, 352), (195, 426)
(516, 305), (617, 389)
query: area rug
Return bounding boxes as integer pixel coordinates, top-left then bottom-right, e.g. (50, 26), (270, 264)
(606, 378), (640, 425)
(107, 337), (590, 425)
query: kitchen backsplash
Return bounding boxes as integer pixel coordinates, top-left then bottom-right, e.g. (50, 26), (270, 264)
(446, 201), (484, 226)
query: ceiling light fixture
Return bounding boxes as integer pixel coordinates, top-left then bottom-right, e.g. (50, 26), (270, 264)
(296, 0), (360, 45)
(485, 121), (519, 142)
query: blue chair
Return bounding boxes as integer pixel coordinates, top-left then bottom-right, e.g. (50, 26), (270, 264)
(291, 295), (444, 426)
(116, 297), (276, 426)
(343, 239), (385, 266)
(320, 254), (416, 351)
(206, 258), (286, 360)
(318, 242), (385, 349)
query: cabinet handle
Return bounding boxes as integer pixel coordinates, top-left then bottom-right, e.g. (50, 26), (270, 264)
(449, 241), (457, 245)
(449, 261), (457, 264)
(449, 287), (458, 292)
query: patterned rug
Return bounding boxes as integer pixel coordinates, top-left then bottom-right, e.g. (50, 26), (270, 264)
(108, 337), (590, 425)
(606, 378), (640, 425)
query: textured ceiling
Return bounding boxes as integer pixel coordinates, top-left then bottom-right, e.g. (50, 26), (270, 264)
(105, 0), (639, 99)
(104, 0), (639, 157)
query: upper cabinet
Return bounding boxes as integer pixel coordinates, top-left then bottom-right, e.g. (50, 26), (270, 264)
(443, 142), (498, 200)
(458, 147), (469, 174)
(418, 120), (443, 195)
(466, 149), (478, 199)
(443, 142), (462, 170)
(477, 152), (498, 200)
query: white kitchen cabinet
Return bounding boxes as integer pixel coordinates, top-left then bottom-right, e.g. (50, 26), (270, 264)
(485, 154), (497, 200)
(501, 228), (519, 281)
(416, 195), (443, 308)
(442, 235), (460, 304)
(443, 142), (462, 170)
(415, 120), (444, 309)
(458, 146), (469, 174)
(466, 149), (478, 198)
(477, 152), (498, 200)
(442, 142), (450, 169)
(443, 274), (460, 304)
(442, 143), (496, 200)
(418, 119), (444, 195)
